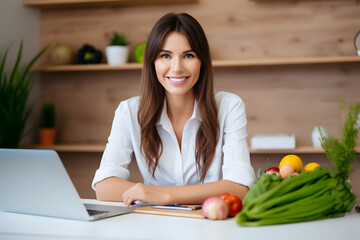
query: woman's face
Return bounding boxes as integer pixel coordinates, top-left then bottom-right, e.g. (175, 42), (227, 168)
(154, 31), (201, 98)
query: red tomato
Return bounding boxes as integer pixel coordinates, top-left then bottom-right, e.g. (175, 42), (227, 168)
(267, 167), (280, 172)
(220, 193), (243, 217)
(219, 193), (231, 199)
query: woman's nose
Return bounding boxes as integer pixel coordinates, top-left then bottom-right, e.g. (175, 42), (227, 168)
(171, 57), (183, 74)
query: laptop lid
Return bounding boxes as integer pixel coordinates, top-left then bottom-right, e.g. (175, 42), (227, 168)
(0, 149), (132, 221)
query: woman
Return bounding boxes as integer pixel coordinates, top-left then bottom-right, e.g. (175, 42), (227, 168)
(92, 13), (255, 206)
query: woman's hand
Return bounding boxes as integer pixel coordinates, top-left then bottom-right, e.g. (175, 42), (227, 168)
(122, 183), (172, 206)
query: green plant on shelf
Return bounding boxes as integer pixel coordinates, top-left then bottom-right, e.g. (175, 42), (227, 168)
(0, 41), (48, 148)
(40, 103), (56, 128)
(109, 32), (128, 46)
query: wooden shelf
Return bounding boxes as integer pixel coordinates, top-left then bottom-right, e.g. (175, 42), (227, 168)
(28, 144), (360, 154)
(23, 0), (198, 9)
(30, 56), (360, 73)
(29, 143), (106, 152)
(31, 63), (143, 72)
(213, 56), (360, 67)
(250, 146), (326, 154)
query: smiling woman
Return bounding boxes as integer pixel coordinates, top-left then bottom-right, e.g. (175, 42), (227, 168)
(92, 13), (256, 207)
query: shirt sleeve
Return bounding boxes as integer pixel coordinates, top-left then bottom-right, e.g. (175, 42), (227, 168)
(91, 101), (134, 190)
(220, 93), (256, 188)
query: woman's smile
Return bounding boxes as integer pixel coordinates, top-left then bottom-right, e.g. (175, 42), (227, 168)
(166, 76), (190, 85)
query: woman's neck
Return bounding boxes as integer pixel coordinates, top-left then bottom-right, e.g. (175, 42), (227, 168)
(165, 92), (196, 150)
(165, 92), (195, 121)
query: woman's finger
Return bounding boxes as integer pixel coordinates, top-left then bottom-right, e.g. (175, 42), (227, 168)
(124, 194), (134, 207)
(123, 189), (132, 206)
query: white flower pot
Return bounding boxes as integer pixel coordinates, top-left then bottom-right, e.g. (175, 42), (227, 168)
(356, 112), (360, 130)
(106, 45), (129, 65)
(311, 126), (328, 148)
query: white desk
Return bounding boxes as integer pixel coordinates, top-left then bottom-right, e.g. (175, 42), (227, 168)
(0, 199), (359, 240)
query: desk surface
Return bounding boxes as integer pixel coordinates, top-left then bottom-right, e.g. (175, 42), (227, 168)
(1, 199), (359, 240)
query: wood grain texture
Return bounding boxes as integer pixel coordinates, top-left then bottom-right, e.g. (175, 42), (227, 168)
(23, 0), (198, 9)
(39, 0), (360, 62)
(59, 152), (143, 198)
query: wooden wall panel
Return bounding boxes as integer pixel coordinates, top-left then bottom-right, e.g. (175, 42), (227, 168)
(40, 0), (360, 63)
(60, 152), (143, 199)
(42, 71), (142, 143)
(214, 63), (360, 146)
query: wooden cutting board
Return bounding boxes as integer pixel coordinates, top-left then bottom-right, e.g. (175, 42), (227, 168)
(133, 205), (205, 219)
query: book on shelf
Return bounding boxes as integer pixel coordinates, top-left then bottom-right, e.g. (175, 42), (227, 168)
(251, 134), (296, 150)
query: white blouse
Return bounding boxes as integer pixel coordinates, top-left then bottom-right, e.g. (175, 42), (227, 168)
(92, 91), (255, 189)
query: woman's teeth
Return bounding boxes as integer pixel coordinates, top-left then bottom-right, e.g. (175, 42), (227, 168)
(168, 77), (187, 82)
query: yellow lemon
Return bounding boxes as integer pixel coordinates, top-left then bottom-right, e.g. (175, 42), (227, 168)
(279, 155), (303, 172)
(303, 162), (320, 172)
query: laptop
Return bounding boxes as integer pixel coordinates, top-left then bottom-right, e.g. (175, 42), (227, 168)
(0, 148), (133, 221)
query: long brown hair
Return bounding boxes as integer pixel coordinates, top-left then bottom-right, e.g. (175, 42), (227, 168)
(137, 13), (219, 182)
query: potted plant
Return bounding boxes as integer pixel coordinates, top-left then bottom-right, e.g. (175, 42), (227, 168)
(105, 32), (129, 65)
(0, 41), (48, 148)
(39, 102), (56, 146)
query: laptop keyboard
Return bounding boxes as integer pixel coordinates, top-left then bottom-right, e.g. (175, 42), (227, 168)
(87, 209), (109, 216)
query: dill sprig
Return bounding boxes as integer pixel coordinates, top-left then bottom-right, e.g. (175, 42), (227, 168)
(319, 100), (360, 182)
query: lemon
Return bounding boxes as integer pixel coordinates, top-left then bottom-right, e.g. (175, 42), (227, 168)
(279, 154), (303, 172)
(303, 162), (320, 172)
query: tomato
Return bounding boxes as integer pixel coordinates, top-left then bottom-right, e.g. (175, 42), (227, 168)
(267, 167), (279, 172)
(220, 193), (231, 199)
(220, 193), (243, 217)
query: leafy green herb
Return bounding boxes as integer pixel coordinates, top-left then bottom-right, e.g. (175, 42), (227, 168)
(319, 101), (360, 181)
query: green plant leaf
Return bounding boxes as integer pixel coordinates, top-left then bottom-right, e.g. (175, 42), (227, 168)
(0, 41), (48, 148)
(110, 32), (127, 46)
(9, 41), (23, 85)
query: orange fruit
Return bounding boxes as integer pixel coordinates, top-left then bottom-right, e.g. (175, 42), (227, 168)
(279, 154), (303, 172)
(303, 162), (320, 172)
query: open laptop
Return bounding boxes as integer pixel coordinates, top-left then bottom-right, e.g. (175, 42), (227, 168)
(0, 148), (133, 221)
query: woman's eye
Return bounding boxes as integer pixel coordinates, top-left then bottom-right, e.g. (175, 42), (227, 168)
(160, 54), (171, 59)
(184, 54), (194, 59)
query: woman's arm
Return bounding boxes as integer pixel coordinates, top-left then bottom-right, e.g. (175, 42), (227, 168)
(122, 179), (249, 206)
(95, 177), (248, 206)
(95, 177), (136, 201)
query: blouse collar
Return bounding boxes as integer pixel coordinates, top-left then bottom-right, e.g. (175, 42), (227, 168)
(156, 98), (201, 128)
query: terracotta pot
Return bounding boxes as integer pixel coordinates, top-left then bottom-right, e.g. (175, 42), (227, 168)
(39, 128), (56, 146)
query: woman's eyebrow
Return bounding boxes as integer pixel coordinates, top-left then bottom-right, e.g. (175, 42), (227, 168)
(159, 49), (194, 53)
(159, 50), (172, 53)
